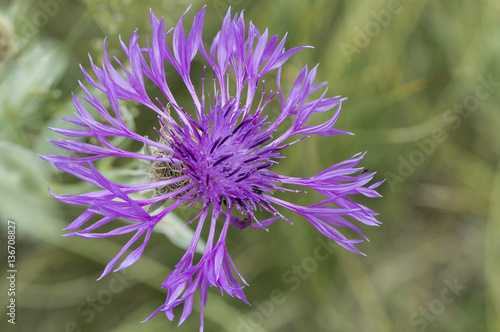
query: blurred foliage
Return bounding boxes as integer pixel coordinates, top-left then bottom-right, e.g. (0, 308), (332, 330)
(1, 0), (499, 332)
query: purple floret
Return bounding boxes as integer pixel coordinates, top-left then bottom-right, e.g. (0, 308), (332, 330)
(41, 5), (383, 331)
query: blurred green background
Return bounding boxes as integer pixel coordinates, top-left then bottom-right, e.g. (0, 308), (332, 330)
(1, 0), (499, 331)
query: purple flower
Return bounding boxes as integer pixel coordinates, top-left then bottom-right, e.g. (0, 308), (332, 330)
(41, 5), (383, 331)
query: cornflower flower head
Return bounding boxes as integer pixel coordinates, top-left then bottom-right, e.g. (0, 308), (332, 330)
(41, 5), (384, 331)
